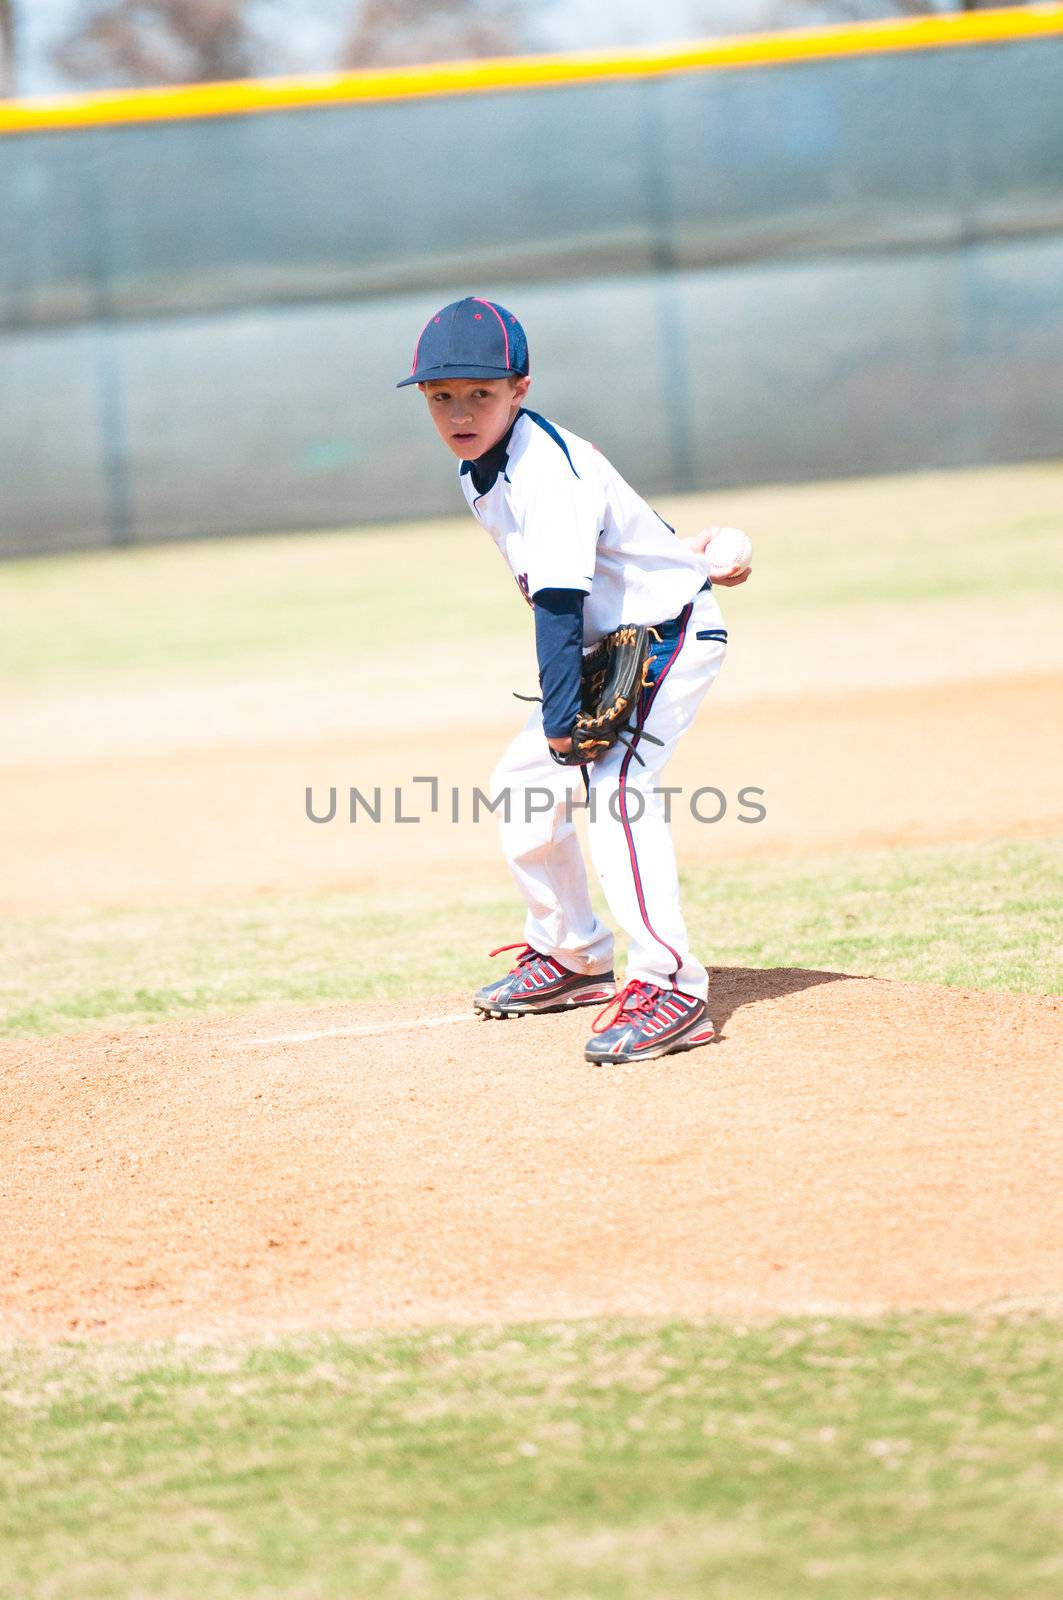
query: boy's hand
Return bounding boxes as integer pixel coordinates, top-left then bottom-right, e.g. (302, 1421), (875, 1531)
(686, 525), (752, 586)
(548, 733), (587, 768)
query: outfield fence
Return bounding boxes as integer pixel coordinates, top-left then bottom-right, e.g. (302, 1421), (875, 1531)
(1, 11), (1062, 554)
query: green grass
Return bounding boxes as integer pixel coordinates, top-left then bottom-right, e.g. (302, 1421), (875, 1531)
(3, 838), (1059, 1038)
(2, 463), (1062, 690)
(2, 1315), (1061, 1599)
(720, 836), (1063, 995)
(0, 520), (515, 690)
(727, 487), (1063, 614)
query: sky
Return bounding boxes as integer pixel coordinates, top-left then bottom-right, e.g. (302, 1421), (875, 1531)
(10, 0), (955, 96)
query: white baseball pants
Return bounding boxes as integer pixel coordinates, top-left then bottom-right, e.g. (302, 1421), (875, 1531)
(489, 585), (727, 1001)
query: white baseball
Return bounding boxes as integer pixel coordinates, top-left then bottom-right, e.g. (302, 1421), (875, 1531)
(705, 525), (753, 578)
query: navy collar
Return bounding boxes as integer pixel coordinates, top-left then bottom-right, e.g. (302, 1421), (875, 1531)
(460, 409), (524, 497)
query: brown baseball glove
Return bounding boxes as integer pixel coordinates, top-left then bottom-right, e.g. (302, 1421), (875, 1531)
(518, 623), (665, 768)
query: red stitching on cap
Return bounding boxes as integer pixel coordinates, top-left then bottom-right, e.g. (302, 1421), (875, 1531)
(410, 311), (437, 375)
(473, 298), (510, 368)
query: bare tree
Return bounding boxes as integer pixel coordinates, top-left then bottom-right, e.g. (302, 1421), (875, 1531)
(684, 0), (951, 29)
(762, 0), (946, 19)
(53, 0), (263, 88)
(0, 0), (15, 98)
(343, 0), (524, 68)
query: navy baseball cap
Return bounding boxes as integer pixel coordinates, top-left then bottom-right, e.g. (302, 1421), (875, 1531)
(397, 297), (529, 387)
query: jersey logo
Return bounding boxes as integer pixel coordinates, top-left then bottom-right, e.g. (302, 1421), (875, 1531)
(516, 572), (534, 608)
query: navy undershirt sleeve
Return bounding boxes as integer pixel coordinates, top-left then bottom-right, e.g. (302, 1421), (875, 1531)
(532, 587), (585, 739)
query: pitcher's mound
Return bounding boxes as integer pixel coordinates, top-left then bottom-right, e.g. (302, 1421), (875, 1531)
(3, 969), (1060, 1340)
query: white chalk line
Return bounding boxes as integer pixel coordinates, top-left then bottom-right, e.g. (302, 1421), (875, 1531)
(234, 1010), (477, 1049)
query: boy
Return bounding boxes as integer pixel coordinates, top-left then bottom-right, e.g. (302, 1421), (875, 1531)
(398, 297), (751, 1063)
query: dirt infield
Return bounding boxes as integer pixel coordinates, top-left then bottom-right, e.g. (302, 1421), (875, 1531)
(5, 479), (1061, 1345)
(4, 671), (1061, 914)
(4, 971), (1060, 1340)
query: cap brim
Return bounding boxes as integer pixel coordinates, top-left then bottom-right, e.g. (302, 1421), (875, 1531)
(396, 362), (524, 388)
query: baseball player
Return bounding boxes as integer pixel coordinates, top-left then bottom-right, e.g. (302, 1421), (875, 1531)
(398, 297), (751, 1062)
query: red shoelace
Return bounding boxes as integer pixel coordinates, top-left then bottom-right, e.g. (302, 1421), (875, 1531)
(488, 942), (543, 969)
(590, 979), (662, 1035)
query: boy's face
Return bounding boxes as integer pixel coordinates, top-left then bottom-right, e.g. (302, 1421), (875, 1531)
(420, 375), (530, 460)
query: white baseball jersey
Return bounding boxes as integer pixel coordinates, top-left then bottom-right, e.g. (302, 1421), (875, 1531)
(490, 584), (729, 999)
(459, 408), (709, 641)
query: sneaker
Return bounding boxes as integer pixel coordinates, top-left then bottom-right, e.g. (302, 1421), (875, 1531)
(474, 943), (616, 1019)
(584, 979), (715, 1062)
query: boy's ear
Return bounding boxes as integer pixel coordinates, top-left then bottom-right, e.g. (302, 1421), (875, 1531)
(417, 382), (426, 393)
(512, 375), (531, 401)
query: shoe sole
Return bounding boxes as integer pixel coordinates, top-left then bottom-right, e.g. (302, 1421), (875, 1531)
(475, 985), (616, 1020)
(584, 1019), (716, 1063)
